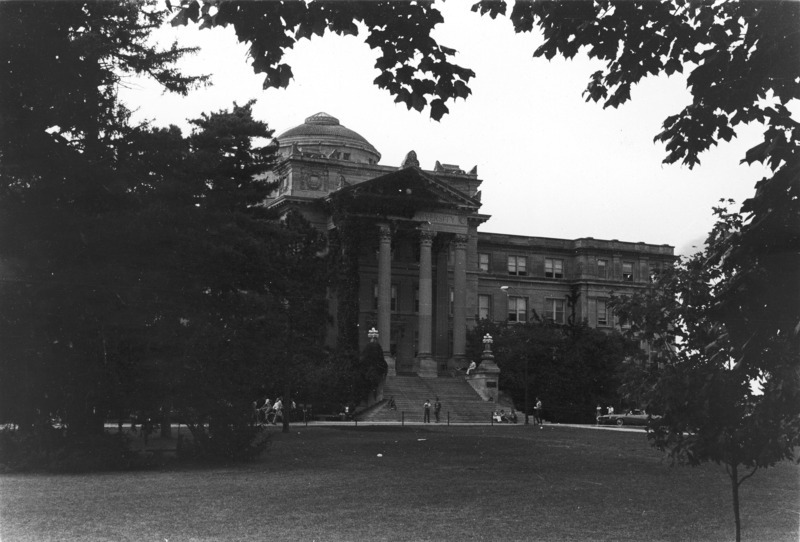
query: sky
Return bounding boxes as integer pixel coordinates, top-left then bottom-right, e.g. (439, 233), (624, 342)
(118, 2), (779, 256)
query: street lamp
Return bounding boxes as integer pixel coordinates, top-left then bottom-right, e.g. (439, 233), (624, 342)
(368, 327), (379, 343)
(501, 285), (530, 425)
(482, 333), (493, 353)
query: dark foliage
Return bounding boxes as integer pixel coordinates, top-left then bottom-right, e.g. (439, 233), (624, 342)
(468, 318), (634, 423)
(611, 204), (799, 542)
(170, 0), (474, 121)
(0, 427), (150, 473)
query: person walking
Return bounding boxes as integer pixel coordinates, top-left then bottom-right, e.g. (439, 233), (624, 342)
(534, 397), (543, 425)
(434, 398), (442, 423)
(272, 397), (283, 425)
(423, 399), (431, 423)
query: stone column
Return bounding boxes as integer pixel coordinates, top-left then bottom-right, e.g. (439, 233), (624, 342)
(417, 229), (436, 378)
(452, 234), (468, 365)
(377, 224), (393, 367)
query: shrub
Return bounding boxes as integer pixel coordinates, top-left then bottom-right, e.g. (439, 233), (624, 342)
(0, 427), (144, 473)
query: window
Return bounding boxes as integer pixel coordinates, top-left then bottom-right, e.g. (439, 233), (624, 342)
(597, 259), (608, 279)
(507, 255), (527, 276)
(545, 298), (565, 324)
(479, 253), (490, 272)
(507, 296), (527, 322)
(478, 294), (491, 320)
(373, 284), (398, 311)
(597, 299), (608, 326)
(545, 258), (564, 278)
(622, 262), (634, 282)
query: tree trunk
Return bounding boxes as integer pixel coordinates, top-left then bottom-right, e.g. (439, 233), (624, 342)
(160, 406), (172, 439)
(282, 381), (291, 433)
(730, 463), (741, 542)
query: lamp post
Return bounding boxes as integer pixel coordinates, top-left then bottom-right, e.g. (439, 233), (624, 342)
(368, 327), (379, 343)
(501, 285), (530, 425)
(482, 333), (493, 355)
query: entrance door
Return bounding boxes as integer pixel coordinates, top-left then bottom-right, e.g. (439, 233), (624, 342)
(394, 326), (416, 374)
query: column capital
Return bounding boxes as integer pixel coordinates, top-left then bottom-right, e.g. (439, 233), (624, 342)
(378, 223), (392, 243)
(419, 229), (436, 245)
(454, 234), (469, 248)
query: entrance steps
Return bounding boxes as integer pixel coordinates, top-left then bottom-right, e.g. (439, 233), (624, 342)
(359, 375), (498, 424)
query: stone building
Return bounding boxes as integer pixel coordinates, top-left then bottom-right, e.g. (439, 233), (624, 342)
(265, 112), (675, 385)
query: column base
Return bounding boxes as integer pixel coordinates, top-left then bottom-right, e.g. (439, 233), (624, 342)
(417, 355), (438, 378)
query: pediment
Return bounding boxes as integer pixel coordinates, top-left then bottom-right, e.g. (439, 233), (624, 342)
(327, 166), (480, 218)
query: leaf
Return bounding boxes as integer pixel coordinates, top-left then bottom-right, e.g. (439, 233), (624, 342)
(430, 99), (449, 121)
(186, 1), (200, 23)
(170, 8), (189, 27)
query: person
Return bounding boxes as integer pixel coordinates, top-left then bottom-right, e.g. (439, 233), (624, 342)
(387, 396), (397, 410)
(534, 398), (543, 425)
(466, 361), (477, 376)
(259, 398), (272, 424)
(596, 404), (602, 424)
(492, 410), (503, 423)
(423, 399), (431, 423)
(507, 409), (518, 423)
(434, 397), (442, 423)
(607, 405), (615, 415)
(272, 397), (283, 425)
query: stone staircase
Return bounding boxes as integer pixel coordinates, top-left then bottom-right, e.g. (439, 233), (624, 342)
(358, 375), (499, 423)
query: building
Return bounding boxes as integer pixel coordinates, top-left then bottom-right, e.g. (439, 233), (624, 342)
(265, 112), (674, 383)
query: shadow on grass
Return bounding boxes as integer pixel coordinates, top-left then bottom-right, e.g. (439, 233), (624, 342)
(1, 425), (797, 542)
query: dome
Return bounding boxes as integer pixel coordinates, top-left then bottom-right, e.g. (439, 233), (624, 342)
(276, 112), (381, 164)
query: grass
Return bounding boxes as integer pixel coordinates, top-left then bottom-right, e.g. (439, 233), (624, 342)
(1, 424), (798, 541)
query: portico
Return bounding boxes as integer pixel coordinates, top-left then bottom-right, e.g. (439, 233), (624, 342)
(330, 165), (484, 377)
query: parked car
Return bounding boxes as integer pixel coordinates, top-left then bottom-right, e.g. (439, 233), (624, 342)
(597, 409), (661, 426)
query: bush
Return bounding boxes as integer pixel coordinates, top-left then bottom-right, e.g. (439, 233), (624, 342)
(0, 427), (146, 473)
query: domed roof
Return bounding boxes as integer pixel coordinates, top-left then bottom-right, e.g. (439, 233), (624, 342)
(277, 112), (381, 161)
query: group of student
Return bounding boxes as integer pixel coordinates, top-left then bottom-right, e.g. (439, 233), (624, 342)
(253, 396), (289, 425)
(422, 398), (442, 423)
(492, 409), (518, 423)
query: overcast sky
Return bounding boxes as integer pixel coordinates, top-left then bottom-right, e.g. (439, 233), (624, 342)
(119, 2), (777, 256)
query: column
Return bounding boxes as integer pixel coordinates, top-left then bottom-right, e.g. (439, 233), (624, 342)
(452, 234), (468, 365)
(377, 224), (393, 368)
(417, 229), (436, 377)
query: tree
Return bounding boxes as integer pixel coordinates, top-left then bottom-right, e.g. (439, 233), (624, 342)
(467, 317), (632, 423)
(169, 0), (475, 121)
(0, 1), (331, 463)
(611, 203), (800, 542)
(0, 1), (205, 438)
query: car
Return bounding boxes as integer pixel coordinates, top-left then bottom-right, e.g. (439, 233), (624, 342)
(597, 409), (661, 427)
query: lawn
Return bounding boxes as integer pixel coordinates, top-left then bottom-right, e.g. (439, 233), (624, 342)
(1, 424), (797, 541)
